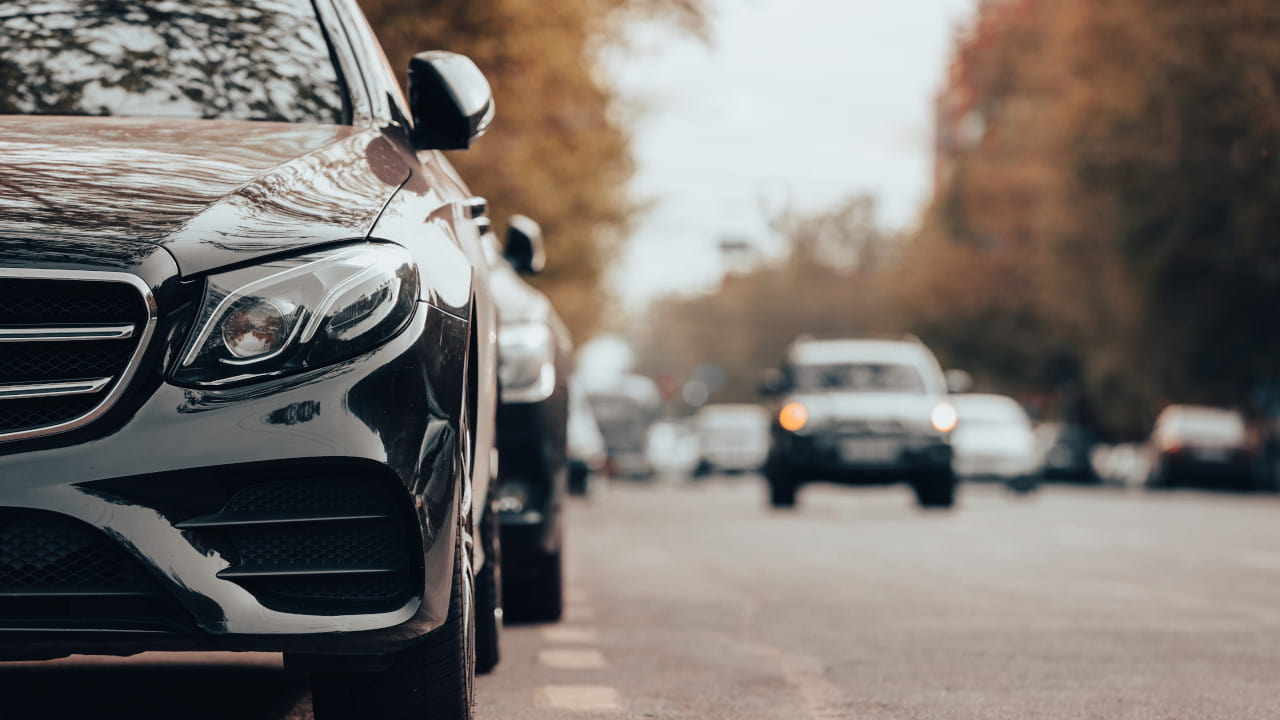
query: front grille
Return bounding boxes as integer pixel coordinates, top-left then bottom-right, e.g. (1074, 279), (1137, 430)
(0, 509), (189, 632)
(0, 509), (154, 593)
(833, 419), (906, 435)
(177, 476), (419, 615)
(0, 273), (152, 441)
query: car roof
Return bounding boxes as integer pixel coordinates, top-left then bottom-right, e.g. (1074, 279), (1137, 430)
(788, 338), (932, 367)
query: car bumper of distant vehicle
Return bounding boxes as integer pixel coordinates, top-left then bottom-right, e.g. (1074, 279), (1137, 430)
(774, 432), (951, 480)
(496, 399), (564, 565)
(1157, 448), (1253, 487)
(954, 453), (1038, 480)
(0, 302), (468, 662)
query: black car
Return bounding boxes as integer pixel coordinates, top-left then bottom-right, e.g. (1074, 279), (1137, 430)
(484, 216), (573, 622)
(763, 337), (958, 509)
(1035, 422), (1100, 482)
(0, 1), (503, 718)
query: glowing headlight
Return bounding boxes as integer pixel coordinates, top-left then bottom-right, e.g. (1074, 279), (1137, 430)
(173, 244), (419, 387)
(931, 402), (958, 433)
(499, 323), (556, 402)
(779, 402), (809, 432)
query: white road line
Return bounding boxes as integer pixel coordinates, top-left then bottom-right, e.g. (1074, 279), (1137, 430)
(537, 648), (608, 670)
(565, 605), (596, 621)
(566, 588), (590, 605)
(536, 685), (622, 712)
(541, 626), (600, 644)
(1234, 549), (1280, 571)
(739, 642), (850, 720)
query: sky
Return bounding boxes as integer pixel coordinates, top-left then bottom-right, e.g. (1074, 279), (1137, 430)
(605, 0), (979, 306)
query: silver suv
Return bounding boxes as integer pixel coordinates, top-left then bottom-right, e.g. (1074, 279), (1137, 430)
(762, 336), (958, 509)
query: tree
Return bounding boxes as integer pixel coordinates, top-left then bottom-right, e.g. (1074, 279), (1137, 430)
(907, 0), (1280, 435)
(358, 0), (705, 340)
(630, 196), (896, 407)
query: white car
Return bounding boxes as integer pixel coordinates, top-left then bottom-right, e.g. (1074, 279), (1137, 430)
(952, 394), (1040, 488)
(695, 404), (771, 474)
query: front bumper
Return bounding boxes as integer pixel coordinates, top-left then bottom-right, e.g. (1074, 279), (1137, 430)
(496, 391), (567, 562)
(0, 302), (469, 659)
(772, 431), (952, 481)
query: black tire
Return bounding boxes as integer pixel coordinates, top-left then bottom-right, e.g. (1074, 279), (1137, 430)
(1005, 475), (1038, 495)
(767, 467), (797, 509)
(311, 517), (475, 720)
(506, 548), (563, 623)
(567, 462), (589, 497)
(474, 504), (502, 675)
(912, 468), (956, 509)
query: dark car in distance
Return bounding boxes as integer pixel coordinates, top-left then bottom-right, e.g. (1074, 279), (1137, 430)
(0, 1), (503, 718)
(1035, 422), (1100, 483)
(1147, 405), (1255, 490)
(484, 216), (573, 622)
(762, 336), (958, 509)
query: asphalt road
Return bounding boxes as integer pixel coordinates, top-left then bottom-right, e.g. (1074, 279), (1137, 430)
(4, 477), (1280, 719)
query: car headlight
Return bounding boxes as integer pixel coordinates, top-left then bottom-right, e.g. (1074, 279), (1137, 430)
(173, 244), (419, 387)
(779, 401), (809, 433)
(498, 322), (556, 402)
(930, 402), (958, 433)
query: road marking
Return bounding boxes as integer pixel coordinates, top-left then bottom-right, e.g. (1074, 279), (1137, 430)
(739, 642), (850, 720)
(536, 685), (622, 712)
(565, 605), (596, 621)
(537, 648), (607, 670)
(1234, 549), (1280, 571)
(566, 588), (590, 604)
(541, 626), (599, 644)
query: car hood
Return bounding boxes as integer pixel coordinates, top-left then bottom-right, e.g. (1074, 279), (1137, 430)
(790, 392), (941, 425)
(953, 423), (1036, 456)
(0, 116), (410, 276)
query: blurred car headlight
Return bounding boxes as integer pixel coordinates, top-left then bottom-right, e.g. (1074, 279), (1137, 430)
(173, 244), (419, 387)
(499, 322), (556, 402)
(931, 402), (958, 433)
(779, 401), (809, 433)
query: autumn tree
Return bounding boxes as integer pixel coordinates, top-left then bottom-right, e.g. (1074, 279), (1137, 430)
(903, 0), (1280, 435)
(357, 0), (704, 339)
(630, 196), (897, 406)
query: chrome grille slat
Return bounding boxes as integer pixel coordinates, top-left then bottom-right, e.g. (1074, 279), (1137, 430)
(0, 269), (156, 443)
(0, 378), (114, 400)
(0, 324), (136, 342)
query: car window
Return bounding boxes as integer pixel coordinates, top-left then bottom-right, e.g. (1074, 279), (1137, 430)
(0, 0), (347, 123)
(956, 396), (1029, 427)
(793, 363), (926, 394)
(1161, 409), (1247, 444)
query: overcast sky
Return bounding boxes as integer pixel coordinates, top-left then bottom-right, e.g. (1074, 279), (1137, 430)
(605, 0), (978, 306)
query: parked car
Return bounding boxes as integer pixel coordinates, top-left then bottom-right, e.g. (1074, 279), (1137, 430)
(951, 394), (1040, 491)
(0, 2), (501, 717)
(485, 215), (572, 622)
(646, 416), (703, 477)
(694, 404), (771, 474)
(585, 374), (662, 479)
(567, 383), (607, 495)
(1147, 405), (1255, 489)
(762, 336), (958, 509)
(1035, 422), (1101, 482)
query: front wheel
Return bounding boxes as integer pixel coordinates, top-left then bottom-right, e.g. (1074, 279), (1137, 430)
(912, 468), (956, 509)
(766, 464), (798, 509)
(505, 548), (563, 623)
(311, 521), (475, 720)
(474, 504), (502, 675)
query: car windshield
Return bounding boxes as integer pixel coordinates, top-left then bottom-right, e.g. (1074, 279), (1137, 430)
(793, 363), (926, 394)
(955, 396), (1029, 427)
(0, 0), (346, 123)
(1161, 409), (1247, 444)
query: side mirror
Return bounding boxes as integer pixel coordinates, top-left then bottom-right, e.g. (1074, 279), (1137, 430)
(758, 368), (788, 397)
(505, 214), (546, 274)
(407, 51), (494, 150)
(944, 369), (974, 394)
